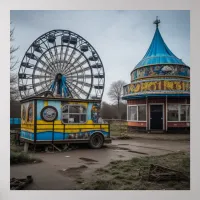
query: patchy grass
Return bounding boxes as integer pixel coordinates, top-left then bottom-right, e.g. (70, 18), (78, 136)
(110, 123), (128, 135)
(10, 151), (42, 165)
(81, 152), (190, 190)
(111, 131), (190, 141)
(109, 122), (190, 141)
(10, 145), (24, 153)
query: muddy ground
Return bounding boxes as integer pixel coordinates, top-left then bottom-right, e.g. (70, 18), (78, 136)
(10, 138), (190, 190)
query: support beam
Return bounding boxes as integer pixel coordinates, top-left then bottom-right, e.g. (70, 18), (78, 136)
(24, 142), (29, 153)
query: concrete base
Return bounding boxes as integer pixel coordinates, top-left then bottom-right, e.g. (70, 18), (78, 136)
(24, 142), (29, 153)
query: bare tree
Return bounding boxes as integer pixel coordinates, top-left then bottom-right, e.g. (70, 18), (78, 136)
(10, 23), (20, 101)
(107, 80), (126, 118)
(100, 101), (127, 120)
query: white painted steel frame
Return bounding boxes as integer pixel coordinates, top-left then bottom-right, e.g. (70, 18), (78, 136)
(127, 104), (147, 122)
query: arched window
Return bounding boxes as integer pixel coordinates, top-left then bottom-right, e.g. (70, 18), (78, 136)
(62, 104), (87, 124)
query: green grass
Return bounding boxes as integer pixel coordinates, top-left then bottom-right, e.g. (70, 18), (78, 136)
(10, 151), (42, 165)
(81, 152), (190, 190)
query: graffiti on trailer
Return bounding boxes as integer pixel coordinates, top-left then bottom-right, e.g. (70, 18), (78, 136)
(22, 105), (26, 121)
(68, 132), (90, 139)
(124, 80), (190, 95)
(131, 65), (190, 80)
(91, 103), (101, 123)
(27, 103), (33, 122)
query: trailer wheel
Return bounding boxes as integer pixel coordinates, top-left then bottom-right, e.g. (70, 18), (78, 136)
(89, 133), (104, 149)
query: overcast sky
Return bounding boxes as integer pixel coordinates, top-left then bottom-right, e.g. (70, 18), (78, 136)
(10, 10), (190, 103)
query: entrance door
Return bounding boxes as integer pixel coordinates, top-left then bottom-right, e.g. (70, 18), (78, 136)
(150, 105), (163, 130)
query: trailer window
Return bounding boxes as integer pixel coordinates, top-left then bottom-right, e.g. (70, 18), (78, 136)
(62, 104), (86, 124)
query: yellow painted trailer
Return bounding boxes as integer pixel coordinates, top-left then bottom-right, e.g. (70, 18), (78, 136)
(20, 96), (111, 149)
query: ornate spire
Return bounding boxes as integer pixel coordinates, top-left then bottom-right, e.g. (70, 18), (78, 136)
(153, 16), (160, 28)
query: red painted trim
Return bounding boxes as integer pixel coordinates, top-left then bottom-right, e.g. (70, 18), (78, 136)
(168, 122), (190, 127)
(128, 121), (146, 127)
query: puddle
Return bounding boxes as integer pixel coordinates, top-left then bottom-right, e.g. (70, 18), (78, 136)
(118, 155), (125, 158)
(79, 157), (98, 163)
(58, 165), (88, 178)
(110, 146), (148, 155)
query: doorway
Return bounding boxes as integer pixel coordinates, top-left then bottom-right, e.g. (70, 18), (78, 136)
(150, 104), (163, 130)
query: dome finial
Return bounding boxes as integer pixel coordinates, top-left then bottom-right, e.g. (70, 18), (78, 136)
(153, 16), (160, 28)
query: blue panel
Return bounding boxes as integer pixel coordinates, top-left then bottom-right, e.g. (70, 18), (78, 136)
(10, 118), (21, 124)
(37, 100), (44, 120)
(54, 132), (64, 140)
(37, 132), (64, 140)
(35, 130), (109, 141)
(87, 103), (92, 120)
(37, 132), (53, 140)
(20, 130), (34, 140)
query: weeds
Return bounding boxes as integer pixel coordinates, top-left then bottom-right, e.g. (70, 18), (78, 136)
(10, 151), (42, 165)
(81, 152), (190, 190)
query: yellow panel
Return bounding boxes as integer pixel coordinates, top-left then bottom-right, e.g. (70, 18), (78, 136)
(44, 101), (48, 106)
(35, 119), (109, 133)
(87, 120), (94, 124)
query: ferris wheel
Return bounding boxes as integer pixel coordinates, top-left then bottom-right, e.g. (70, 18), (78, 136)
(18, 29), (105, 100)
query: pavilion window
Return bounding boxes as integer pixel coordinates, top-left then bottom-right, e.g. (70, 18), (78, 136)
(138, 105), (146, 121)
(168, 104), (179, 121)
(128, 106), (137, 121)
(180, 105), (190, 122)
(62, 104), (87, 124)
(167, 104), (190, 122)
(128, 105), (146, 121)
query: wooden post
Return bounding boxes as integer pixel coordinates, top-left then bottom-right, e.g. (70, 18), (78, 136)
(24, 142), (29, 153)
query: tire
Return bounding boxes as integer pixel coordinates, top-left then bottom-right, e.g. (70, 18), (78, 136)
(89, 133), (104, 149)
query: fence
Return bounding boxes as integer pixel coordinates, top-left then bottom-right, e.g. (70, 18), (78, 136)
(103, 119), (128, 133)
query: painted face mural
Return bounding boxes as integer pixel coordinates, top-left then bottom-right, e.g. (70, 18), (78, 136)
(41, 106), (58, 122)
(91, 103), (100, 123)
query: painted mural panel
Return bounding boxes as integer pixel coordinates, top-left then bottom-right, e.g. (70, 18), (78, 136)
(21, 101), (34, 124)
(124, 80), (190, 96)
(131, 65), (190, 81)
(91, 103), (101, 123)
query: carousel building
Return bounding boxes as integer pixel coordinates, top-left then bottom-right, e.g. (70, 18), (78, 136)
(122, 18), (190, 132)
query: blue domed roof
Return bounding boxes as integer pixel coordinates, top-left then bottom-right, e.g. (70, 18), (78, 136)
(134, 23), (186, 70)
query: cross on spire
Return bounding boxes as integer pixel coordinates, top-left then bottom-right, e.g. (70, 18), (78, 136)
(153, 16), (160, 28)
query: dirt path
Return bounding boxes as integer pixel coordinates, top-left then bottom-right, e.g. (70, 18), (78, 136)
(10, 138), (190, 190)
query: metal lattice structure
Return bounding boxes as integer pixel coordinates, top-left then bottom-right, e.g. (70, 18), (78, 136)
(18, 29), (105, 100)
